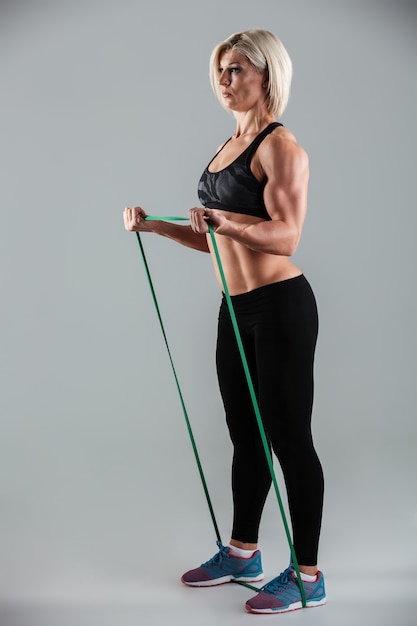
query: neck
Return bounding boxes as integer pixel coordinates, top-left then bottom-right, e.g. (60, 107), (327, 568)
(233, 110), (276, 138)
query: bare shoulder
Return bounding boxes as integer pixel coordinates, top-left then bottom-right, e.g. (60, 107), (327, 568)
(259, 125), (309, 177)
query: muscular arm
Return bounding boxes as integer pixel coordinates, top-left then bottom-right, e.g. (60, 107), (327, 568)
(123, 207), (210, 253)
(206, 132), (309, 256)
(150, 220), (210, 253)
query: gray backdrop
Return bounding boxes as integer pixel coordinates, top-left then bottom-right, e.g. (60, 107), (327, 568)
(0, 0), (416, 624)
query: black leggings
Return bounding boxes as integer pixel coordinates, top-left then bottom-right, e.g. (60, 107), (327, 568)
(216, 275), (324, 565)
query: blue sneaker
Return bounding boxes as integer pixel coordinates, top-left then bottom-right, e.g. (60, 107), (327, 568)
(245, 566), (326, 613)
(181, 541), (264, 587)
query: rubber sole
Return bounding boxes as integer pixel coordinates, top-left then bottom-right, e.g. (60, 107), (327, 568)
(181, 573), (264, 588)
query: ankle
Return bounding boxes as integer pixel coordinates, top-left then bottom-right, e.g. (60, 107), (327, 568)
(230, 539), (258, 551)
(229, 541), (258, 559)
(299, 565), (318, 577)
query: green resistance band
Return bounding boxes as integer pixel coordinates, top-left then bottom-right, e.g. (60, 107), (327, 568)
(135, 215), (306, 605)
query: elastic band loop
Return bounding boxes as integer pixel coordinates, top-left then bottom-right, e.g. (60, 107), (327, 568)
(135, 215), (305, 605)
(144, 216), (189, 221)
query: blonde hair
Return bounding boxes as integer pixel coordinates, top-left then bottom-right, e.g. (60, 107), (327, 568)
(209, 29), (293, 118)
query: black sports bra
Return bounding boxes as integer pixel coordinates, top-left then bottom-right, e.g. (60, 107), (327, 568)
(198, 122), (283, 219)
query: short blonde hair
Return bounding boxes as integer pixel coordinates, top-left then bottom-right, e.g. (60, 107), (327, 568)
(209, 29), (293, 118)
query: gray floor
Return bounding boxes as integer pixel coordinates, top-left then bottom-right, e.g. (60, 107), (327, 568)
(0, 566), (415, 626)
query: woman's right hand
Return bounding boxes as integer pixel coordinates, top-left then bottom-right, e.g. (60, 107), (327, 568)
(123, 206), (152, 232)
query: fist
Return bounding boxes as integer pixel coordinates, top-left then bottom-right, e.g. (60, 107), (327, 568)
(123, 206), (150, 232)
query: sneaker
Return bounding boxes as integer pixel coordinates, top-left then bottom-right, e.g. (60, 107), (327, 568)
(245, 566), (327, 614)
(181, 541), (264, 587)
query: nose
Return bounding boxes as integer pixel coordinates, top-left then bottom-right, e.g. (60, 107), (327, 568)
(218, 71), (230, 86)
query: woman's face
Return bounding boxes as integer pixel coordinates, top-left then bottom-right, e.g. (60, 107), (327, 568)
(217, 49), (267, 114)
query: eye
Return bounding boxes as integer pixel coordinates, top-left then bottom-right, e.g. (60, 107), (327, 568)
(217, 66), (241, 77)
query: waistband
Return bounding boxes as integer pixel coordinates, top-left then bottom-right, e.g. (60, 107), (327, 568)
(222, 274), (308, 304)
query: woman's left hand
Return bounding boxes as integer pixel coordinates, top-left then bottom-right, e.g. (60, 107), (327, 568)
(189, 207), (227, 234)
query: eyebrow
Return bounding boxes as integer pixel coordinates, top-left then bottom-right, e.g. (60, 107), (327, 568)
(218, 61), (243, 69)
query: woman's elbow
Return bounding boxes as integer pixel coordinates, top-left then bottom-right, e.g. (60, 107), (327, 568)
(283, 232), (300, 257)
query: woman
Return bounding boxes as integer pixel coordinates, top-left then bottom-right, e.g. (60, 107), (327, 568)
(123, 29), (326, 614)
